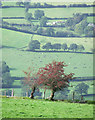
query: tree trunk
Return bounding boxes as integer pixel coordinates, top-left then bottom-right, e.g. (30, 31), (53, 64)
(72, 91), (75, 101)
(43, 89), (46, 99)
(30, 87), (35, 99)
(50, 89), (55, 100)
(81, 95), (83, 102)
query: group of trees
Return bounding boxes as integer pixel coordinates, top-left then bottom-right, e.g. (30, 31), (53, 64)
(16, 1), (94, 8)
(54, 82), (89, 100)
(2, 61), (14, 88)
(21, 11), (95, 37)
(68, 4), (92, 7)
(65, 14), (86, 27)
(23, 61), (90, 101)
(68, 82), (89, 100)
(16, 1), (53, 8)
(25, 9), (48, 30)
(24, 9), (95, 37)
(42, 42), (64, 51)
(74, 19), (95, 36)
(25, 9), (45, 21)
(28, 39), (85, 52)
(42, 43), (85, 51)
(25, 10), (94, 37)
(65, 13), (95, 37)
(16, 0), (31, 8)
(23, 61), (74, 100)
(37, 27), (78, 37)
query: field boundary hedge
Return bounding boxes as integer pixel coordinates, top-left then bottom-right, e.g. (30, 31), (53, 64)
(2, 17), (25, 19)
(1, 25), (95, 39)
(1, 4), (95, 8)
(83, 94), (95, 97)
(2, 17), (68, 20)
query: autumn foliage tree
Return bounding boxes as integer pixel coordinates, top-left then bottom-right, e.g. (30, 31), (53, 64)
(23, 67), (37, 99)
(37, 61), (74, 100)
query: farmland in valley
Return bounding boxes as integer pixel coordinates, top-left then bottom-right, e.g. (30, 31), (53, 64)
(1, 1), (94, 109)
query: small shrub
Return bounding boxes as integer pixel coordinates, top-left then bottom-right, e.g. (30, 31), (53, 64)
(74, 99), (80, 103)
(87, 100), (95, 104)
(67, 99), (73, 103)
(22, 97), (30, 99)
(44, 99), (51, 101)
(2, 96), (8, 98)
(63, 100), (69, 103)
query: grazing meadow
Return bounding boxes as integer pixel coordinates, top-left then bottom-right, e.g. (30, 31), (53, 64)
(2, 97), (94, 118)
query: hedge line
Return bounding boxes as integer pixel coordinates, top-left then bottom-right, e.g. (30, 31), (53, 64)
(1, 25), (94, 38)
(1, 4), (95, 8)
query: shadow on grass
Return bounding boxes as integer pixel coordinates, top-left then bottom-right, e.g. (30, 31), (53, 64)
(26, 50), (93, 54)
(2, 45), (17, 49)
(11, 76), (24, 80)
(10, 68), (17, 71)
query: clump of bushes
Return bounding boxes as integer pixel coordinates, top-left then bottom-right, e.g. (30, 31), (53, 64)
(42, 42), (85, 52)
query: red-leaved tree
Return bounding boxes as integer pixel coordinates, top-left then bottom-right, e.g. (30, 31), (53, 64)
(23, 67), (37, 99)
(37, 61), (75, 100)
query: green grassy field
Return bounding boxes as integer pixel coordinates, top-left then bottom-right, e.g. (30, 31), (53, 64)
(2, 47), (93, 78)
(3, 19), (40, 26)
(69, 81), (93, 94)
(2, 97), (94, 118)
(2, 29), (31, 48)
(2, 7), (94, 18)
(3, 19), (29, 24)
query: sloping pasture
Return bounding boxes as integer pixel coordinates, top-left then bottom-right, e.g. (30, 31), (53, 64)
(2, 97), (94, 118)
(2, 27), (94, 100)
(2, 29), (93, 52)
(2, 28), (93, 78)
